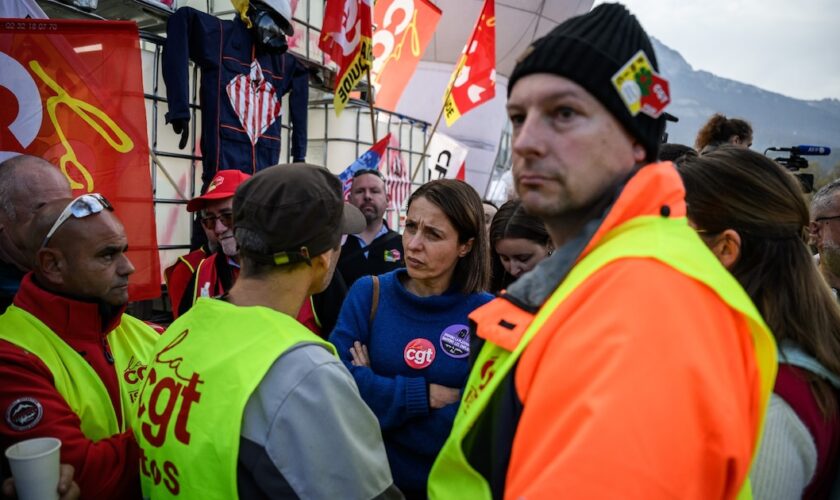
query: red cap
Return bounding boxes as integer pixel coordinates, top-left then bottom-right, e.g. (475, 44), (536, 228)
(186, 170), (251, 212)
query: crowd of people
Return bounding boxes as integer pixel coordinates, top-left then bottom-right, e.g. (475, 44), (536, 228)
(1, 2), (839, 499)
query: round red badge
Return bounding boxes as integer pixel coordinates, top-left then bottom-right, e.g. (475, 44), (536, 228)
(404, 338), (435, 369)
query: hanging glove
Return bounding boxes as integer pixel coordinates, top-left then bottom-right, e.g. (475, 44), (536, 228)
(171, 118), (189, 150)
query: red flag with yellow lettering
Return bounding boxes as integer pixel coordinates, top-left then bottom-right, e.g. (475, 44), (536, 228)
(319, 0), (373, 115)
(371, 0), (442, 112)
(443, 0), (496, 127)
(0, 19), (160, 300)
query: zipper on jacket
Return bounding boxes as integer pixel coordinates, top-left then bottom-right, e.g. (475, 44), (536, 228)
(102, 337), (114, 364)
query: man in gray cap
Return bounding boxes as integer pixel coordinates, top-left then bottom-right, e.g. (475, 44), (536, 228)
(428, 4), (775, 499)
(134, 164), (401, 499)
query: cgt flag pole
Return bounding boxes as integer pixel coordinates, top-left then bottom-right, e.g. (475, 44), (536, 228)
(410, 78), (458, 184)
(411, 0), (495, 183)
(366, 66), (378, 142)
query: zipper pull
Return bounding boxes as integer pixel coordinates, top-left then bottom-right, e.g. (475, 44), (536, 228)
(102, 337), (114, 364)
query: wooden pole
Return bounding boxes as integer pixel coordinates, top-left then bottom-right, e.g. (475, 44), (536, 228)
(410, 105), (444, 183)
(149, 150), (188, 201)
(410, 80), (456, 183)
(365, 66), (377, 142)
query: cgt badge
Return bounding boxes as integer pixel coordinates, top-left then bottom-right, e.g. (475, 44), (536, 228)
(404, 338), (435, 369)
(611, 49), (670, 119)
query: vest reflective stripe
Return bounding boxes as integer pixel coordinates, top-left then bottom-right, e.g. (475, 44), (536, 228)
(192, 255), (217, 303)
(0, 306), (158, 440)
(428, 215), (777, 500)
(134, 298), (336, 499)
(177, 252), (202, 274)
(165, 251), (204, 285)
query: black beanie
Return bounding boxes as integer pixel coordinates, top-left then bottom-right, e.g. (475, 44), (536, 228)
(508, 3), (667, 162)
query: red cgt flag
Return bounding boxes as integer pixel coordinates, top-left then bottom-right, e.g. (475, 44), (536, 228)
(0, 19), (160, 300)
(443, 0), (496, 127)
(370, 0), (442, 112)
(319, 0), (374, 115)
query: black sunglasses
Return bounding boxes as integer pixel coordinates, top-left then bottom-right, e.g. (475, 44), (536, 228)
(201, 212), (234, 230)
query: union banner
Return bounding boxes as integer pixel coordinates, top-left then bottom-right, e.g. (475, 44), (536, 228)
(443, 0), (496, 127)
(0, 19), (160, 300)
(319, 0), (373, 115)
(371, 0), (441, 112)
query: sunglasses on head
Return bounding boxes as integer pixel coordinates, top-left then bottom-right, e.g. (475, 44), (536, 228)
(201, 212), (234, 230)
(353, 168), (386, 181)
(42, 193), (113, 249)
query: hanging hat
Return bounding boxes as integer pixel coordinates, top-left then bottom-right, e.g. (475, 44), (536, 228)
(508, 3), (670, 162)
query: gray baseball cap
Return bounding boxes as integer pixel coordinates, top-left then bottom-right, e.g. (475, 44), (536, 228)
(233, 163), (364, 265)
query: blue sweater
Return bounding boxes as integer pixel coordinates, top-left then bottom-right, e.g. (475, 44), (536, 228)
(329, 269), (492, 496)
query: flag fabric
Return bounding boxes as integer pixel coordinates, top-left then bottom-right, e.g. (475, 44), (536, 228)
(319, 0), (374, 115)
(385, 133), (411, 214)
(427, 132), (469, 180)
(443, 0), (496, 127)
(0, 0), (46, 18)
(225, 59), (282, 145)
(338, 133), (392, 197)
(370, 0), (442, 112)
(0, 20), (160, 300)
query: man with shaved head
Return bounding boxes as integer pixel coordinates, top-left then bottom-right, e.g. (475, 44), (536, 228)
(0, 154), (72, 311)
(0, 194), (158, 498)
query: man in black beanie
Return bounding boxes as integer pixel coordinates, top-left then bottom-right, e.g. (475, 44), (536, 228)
(428, 4), (776, 499)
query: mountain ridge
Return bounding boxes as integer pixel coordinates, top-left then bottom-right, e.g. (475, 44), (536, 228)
(652, 37), (840, 175)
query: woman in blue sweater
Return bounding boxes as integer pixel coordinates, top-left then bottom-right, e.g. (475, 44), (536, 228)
(330, 179), (492, 498)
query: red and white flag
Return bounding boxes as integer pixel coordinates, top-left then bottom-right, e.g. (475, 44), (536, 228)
(370, 0), (442, 112)
(385, 134), (411, 214)
(225, 59), (282, 145)
(319, 0), (374, 115)
(0, 20), (160, 300)
(443, 0), (496, 127)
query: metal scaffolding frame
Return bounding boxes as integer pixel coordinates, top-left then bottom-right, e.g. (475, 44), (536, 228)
(33, 1), (434, 320)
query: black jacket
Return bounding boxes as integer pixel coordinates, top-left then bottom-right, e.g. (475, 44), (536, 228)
(338, 229), (404, 288)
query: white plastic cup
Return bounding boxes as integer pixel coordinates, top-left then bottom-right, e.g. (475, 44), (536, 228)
(4, 437), (61, 500)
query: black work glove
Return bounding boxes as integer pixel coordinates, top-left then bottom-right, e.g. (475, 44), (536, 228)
(171, 118), (189, 150)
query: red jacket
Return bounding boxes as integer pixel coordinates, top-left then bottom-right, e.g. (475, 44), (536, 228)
(0, 275), (141, 498)
(164, 247), (208, 318)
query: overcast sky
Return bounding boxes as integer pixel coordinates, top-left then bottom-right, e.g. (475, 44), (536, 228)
(593, 0), (840, 101)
